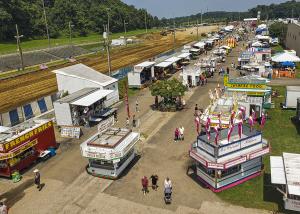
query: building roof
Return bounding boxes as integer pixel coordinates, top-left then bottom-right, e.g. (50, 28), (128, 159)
(286, 86), (300, 92)
(53, 64), (117, 87)
(177, 53), (191, 59)
(71, 89), (113, 107)
(134, 61), (156, 68)
(55, 88), (98, 103)
(155, 61), (174, 68)
(271, 153), (300, 196)
(165, 57), (181, 63)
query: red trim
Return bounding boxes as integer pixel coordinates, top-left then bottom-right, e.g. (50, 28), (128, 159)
(196, 172), (261, 192)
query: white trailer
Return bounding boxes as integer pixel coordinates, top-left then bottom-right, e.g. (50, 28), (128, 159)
(284, 86), (300, 109)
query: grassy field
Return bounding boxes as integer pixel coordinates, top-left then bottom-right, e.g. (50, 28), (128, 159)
(0, 28), (159, 55)
(218, 86), (300, 213)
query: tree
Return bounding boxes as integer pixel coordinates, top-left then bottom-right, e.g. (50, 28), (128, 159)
(269, 22), (287, 44)
(150, 79), (187, 110)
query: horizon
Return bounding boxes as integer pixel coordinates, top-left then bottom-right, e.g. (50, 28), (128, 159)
(121, 0), (290, 18)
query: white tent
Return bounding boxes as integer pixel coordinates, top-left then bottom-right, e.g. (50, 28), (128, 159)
(177, 53), (191, 59)
(271, 52), (300, 63)
(251, 41), (263, 47)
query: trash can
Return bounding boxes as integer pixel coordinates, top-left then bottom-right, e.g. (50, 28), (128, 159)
(48, 148), (56, 157)
(12, 171), (22, 183)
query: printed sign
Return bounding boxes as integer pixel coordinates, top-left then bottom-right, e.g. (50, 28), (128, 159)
(218, 142), (241, 156)
(98, 116), (115, 134)
(61, 126), (81, 139)
(240, 135), (261, 148)
(4, 121), (53, 151)
(189, 151), (207, 166)
(285, 198), (300, 212)
(225, 156), (247, 169)
(249, 147), (270, 159)
(207, 162), (224, 169)
(198, 140), (215, 155)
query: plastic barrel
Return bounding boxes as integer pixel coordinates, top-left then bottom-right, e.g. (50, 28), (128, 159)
(48, 148), (56, 156)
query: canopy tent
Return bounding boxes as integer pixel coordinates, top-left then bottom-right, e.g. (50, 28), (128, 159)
(272, 52), (300, 63)
(281, 61), (295, 67)
(71, 90), (113, 107)
(135, 61), (156, 68)
(177, 53), (191, 59)
(165, 57), (181, 63)
(155, 61), (174, 68)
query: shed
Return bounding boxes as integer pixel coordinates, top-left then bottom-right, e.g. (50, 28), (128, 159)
(127, 61), (155, 88)
(52, 63), (119, 107)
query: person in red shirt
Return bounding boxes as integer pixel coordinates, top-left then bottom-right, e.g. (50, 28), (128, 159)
(141, 176), (149, 195)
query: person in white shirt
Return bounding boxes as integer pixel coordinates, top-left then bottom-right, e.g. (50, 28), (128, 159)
(179, 126), (185, 140)
(164, 177), (172, 189)
(0, 201), (8, 214)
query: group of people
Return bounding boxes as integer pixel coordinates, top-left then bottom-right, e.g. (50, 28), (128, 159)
(174, 126), (185, 142)
(141, 175), (172, 196)
(219, 67), (230, 75)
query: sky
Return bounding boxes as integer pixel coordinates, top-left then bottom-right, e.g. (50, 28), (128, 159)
(121, 0), (289, 18)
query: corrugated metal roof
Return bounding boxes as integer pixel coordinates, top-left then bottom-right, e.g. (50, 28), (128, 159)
(165, 57), (181, 63)
(53, 64), (117, 87)
(283, 153), (300, 196)
(71, 89), (113, 107)
(135, 61), (156, 68)
(177, 53), (191, 58)
(55, 88), (98, 104)
(155, 61), (174, 68)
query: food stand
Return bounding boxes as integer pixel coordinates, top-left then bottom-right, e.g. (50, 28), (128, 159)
(0, 119), (56, 177)
(127, 61), (156, 88)
(189, 125), (270, 192)
(80, 127), (140, 179)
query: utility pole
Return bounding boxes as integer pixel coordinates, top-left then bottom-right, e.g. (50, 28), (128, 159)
(104, 25), (112, 76)
(173, 20), (176, 50)
(196, 19), (199, 40)
(42, 0), (50, 48)
(124, 20), (128, 46)
(201, 10), (203, 24)
(144, 10), (148, 33)
(14, 24), (24, 71)
(69, 21), (73, 45)
(107, 8), (110, 38)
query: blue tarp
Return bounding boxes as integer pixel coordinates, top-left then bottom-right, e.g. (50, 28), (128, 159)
(281, 61), (295, 67)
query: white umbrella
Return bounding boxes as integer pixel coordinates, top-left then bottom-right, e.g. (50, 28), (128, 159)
(271, 52), (300, 63)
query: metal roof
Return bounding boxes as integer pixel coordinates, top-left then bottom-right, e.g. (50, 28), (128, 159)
(135, 61), (156, 68)
(165, 57), (181, 63)
(270, 156), (286, 185)
(71, 89), (113, 107)
(55, 88), (98, 104)
(286, 86), (300, 92)
(53, 63), (117, 87)
(155, 61), (174, 68)
(177, 53), (191, 58)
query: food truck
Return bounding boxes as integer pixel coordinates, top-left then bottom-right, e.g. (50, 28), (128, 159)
(270, 153), (300, 212)
(0, 119), (56, 177)
(189, 125), (270, 192)
(80, 127), (140, 179)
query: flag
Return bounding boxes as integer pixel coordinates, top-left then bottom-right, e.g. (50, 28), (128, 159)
(238, 121), (243, 139)
(206, 117), (211, 140)
(214, 126), (219, 145)
(227, 124), (234, 142)
(260, 113), (266, 129)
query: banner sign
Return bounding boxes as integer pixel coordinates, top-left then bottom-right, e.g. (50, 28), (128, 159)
(61, 126), (81, 139)
(98, 116), (115, 135)
(189, 150), (207, 166)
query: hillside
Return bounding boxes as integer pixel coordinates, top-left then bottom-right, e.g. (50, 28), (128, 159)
(163, 0), (300, 25)
(0, 0), (160, 42)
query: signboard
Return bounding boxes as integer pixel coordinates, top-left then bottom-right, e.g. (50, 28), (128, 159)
(61, 126), (81, 139)
(249, 147), (270, 159)
(98, 116), (114, 134)
(285, 198), (300, 212)
(240, 135), (261, 148)
(227, 83), (265, 89)
(207, 162), (224, 169)
(3, 121), (53, 152)
(189, 150), (207, 166)
(225, 156), (247, 169)
(0, 139), (38, 161)
(198, 140), (215, 155)
(218, 142), (241, 156)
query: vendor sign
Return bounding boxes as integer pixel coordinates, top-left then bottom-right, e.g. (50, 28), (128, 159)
(224, 75), (266, 89)
(3, 121), (53, 152)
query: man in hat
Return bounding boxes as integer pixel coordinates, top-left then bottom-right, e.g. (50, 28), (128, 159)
(34, 169), (41, 191)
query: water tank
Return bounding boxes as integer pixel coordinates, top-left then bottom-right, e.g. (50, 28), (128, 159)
(297, 98), (300, 121)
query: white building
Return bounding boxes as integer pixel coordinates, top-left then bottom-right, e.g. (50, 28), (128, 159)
(127, 61), (155, 88)
(53, 64), (119, 107)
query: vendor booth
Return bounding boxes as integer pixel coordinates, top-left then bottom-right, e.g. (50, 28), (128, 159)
(224, 75), (272, 113)
(54, 88), (115, 127)
(189, 48), (202, 59)
(127, 61), (155, 88)
(181, 67), (203, 87)
(0, 119), (56, 177)
(190, 125), (270, 192)
(270, 153), (300, 212)
(80, 127), (140, 179)
(177, 53), (191, 65)
(154, 61), (174, 79)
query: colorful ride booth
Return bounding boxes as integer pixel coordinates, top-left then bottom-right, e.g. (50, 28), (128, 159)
(127, 61), (156, 88)
(270, 153), (300, 212)
(80, 126), (140, 179)
(223, 74), (272, 116)
(0, 119), (56, 177)
(189, 122), (270, 192)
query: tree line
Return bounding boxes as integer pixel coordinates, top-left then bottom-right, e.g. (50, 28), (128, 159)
(0, 0), (160, 42)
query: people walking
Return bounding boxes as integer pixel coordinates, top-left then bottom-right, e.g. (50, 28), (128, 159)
(164, 177), (172, 189)
(194, 104), (199, 116)
(126, 117), (130, 128)
(179, 126), (185, 141)
(135, 99), (139, 112)
(34, 169), (41, 191)
(132, 115), (136, 128)
(226, 67), (230, 75)
(150, 174), (159, 190)
(141, 176), (149, 195)
(174, 128), (180, 142)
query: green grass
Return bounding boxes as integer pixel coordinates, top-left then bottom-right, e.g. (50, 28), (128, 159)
(218, 86), (300, 213)
(0, 28), (159, 55)
(118, 77), (139, 99)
